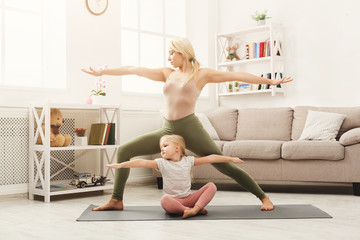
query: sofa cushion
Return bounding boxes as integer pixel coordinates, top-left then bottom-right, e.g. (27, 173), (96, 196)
(205, 107), (238, 141)
(291, 106), (360, 140)
(223, 140), (285, 160)
(236, 107), (293, 141)
(339, 127), (360, 146)
(195, 113), (220, 140)
(298, 110), (346, 141)
(282, 141), (344, 160)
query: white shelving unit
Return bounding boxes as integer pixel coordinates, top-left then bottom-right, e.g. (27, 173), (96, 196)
(28, 102), (121, 202)
(216, 23), (285, 103)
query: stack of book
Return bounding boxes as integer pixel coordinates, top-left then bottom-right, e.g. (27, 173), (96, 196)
(245, 41), (281, 59)
(88, 123), (116, 145)
(252, 72), (283, 90)
(246, 41), (271, 59)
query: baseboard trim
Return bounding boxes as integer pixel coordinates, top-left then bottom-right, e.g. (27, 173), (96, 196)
(0, 183), (28, 196)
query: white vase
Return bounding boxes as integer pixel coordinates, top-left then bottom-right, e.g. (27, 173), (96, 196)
(75, 136), (88, 146)
(257, 20), (266, 26)
(91, 95), (106, 105)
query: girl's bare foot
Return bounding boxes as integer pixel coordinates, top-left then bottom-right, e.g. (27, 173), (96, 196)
(182, 206), (202, 219)
(199, 208), (208, 215)
(261, 196), (274, 211)
(92, 198), (124, 211)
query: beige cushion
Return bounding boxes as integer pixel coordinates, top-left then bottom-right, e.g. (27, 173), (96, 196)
(195, 113), (220, 140)
(291, 106), (360, 140)
(205, 107), (238, 141)
(282, 141), (344, 160)
(298, 110), (346, 141)
(236, 107), (293, 141)
(223, 140), (284, 160)
(339, 128), (360, 146)
(152, 140), (227, 159)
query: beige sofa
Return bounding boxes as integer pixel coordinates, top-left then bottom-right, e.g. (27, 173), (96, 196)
(153, 106), (360, 196)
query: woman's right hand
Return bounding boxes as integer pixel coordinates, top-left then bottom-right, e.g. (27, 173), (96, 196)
(81, 66), (103, 76)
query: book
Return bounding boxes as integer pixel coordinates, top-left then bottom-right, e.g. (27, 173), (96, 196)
(101, 123), (108, 145)
(259, 42), (264, 58)
(103, 123), (111, 145)
(106, 123), (116, 145)
(88, 123), (107, 145)
(245, 44), (249, 59)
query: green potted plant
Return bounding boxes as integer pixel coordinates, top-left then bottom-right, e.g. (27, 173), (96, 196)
(251, 10), (270, 25)
(228, 83), (233, 92)
(234, 82), (240, 92)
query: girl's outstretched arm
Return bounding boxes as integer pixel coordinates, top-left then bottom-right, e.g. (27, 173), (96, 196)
(106, 159), (159, 169)
(81, 66), (173, 82)
(203, 68), (293, 86)
(194, 154), (244, 166)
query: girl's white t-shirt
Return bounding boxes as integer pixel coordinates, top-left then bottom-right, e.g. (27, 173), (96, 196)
(155, 156), (194, 198)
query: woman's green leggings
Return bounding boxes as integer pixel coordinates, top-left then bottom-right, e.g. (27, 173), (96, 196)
(112, 113), (266, 200)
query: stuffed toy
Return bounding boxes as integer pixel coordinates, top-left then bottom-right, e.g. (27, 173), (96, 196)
(226, 43), (240, 61)
(37, 108), (71, 147)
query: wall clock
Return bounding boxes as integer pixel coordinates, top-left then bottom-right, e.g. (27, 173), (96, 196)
(86, 0), (108, 15)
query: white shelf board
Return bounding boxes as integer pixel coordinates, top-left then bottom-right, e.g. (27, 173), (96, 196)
(30, 102), (120, 110)
(219, 88), (284, 96)
(217, 23), (282, 38)
(50, 183), (114, 196)
(33, 183), (114, 196)
(218, 25), (270, 37)
(218, 56), (283, 67)
(33, 144), (120, 151)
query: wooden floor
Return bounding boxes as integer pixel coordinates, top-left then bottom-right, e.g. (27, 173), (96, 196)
(1, 182), (359, 240)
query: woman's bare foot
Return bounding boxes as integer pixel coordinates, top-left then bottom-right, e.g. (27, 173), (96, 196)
(92, 198), (124, 211)
(261, 196), (274, 211)
(182, 206), (202, 219)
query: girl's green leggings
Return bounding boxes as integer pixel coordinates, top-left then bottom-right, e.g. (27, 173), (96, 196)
(112, 113), (266, 200)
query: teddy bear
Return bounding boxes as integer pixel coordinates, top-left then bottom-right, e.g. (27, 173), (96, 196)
(37, 108), (72, 147)
(226, 43), (240, 61)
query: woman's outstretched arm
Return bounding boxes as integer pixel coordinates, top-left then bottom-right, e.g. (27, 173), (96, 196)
(194, 155), (244, 166)
(203, 68), (293, 86)
(81, 66), (173, 82)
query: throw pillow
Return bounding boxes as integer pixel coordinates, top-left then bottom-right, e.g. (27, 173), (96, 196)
(339, 127), (360, 146)
(196, 113), (220, 140)
(298, 110), (346, 141)
(205, 107), (238, 141)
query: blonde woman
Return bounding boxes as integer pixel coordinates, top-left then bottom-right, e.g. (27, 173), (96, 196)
(106, 135), (244, 219)
(82, 38), (293, 212)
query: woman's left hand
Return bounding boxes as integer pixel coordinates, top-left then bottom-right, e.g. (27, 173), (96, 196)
(105, 163), (122, 169)
(270, 76), (293, 85)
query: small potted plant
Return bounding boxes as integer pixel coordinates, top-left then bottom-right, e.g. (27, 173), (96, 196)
(251, 10), (270, 26)
(228, 83), (233, 92)
(74, 128), (87, 146)
(234, 82), (240, 92)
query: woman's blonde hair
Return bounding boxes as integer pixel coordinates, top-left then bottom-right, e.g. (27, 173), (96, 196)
(169, 38), (200, 86)
(160, 135), (186, 156)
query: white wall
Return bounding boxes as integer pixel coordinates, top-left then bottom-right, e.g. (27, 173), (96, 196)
(2, 1), (359, 109)
(216, 0), (360, 108)
(0, 0), (217, 111)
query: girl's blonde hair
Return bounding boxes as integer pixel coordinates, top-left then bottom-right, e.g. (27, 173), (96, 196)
(169, 38), (200, 86)
(160, 135), (186, 156)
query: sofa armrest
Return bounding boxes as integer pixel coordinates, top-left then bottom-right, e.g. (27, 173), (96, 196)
(339, 127), (360, 146)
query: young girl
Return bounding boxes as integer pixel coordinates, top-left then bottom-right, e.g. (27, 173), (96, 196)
(83, 37), (293, 212)
(106, 135), (244, 219)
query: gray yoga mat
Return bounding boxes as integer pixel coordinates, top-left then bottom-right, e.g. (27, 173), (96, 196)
(76, 204), (332, 221)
